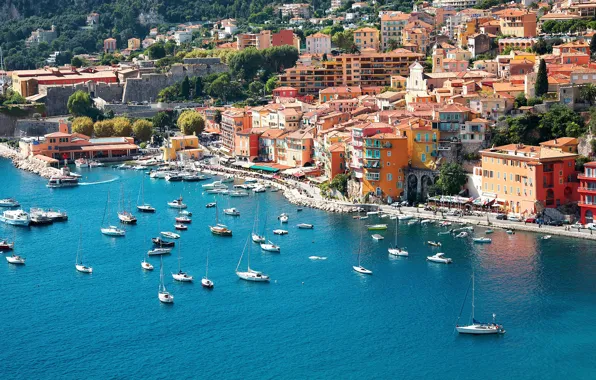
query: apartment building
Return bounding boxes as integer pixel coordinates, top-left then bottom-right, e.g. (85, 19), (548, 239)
(497, 9), (537, 38)
(279, 3), (311, 19)
(578, 161), (596, 224)
(432, 0), (478, 8)
(104, 38), (117, 53)
(380, 12), (411, 51)
(479, 143), (579, 215)
(362, 133), (409, 199)
(305, 32), (331, 54)
(354, 27), (380, 52)
(220, 109), (252, 154)
(396, 118), (439, 170)
(278, 49), (423, 95)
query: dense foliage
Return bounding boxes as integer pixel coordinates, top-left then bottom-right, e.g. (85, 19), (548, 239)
(434, 163), (467, 196)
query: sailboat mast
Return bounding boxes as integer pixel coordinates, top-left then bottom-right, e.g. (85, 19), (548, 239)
(471, 273), (475, 322)
(178, 239), (182, 272)
(205, 252), (209, 277)
(358, 229), (363, 266)
(394, 218), (398, 247)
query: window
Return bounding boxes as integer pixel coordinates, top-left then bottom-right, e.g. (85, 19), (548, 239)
(497, 185), (500, 191)
(510, 186), (513, 193)
(559, 170), (563, 176)
(397, 181), (403, 188)
(421, 154), (426, 162)
(387, 151), (391, 157)
(559, 178), (563, 184)
(426, 146), (429, 153)
(387, 173), (393, 181)
(497, 172), (500, 179)
(491, 184), (494, 190)
(387, 162), (390, 166)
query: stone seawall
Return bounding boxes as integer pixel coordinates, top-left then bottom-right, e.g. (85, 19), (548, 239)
(0, 144), (61, 178)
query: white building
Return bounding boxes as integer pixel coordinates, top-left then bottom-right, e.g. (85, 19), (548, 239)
(305, 32), (332, 54)
(174, 30), (192, 45)
(433, 0), (478, 8)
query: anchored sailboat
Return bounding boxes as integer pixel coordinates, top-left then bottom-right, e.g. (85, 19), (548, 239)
(251, 203), (265, 243)
(101, 189), (125, 236)
(236, 236), (270, 282)
(353, 230), (372, 275)
(158, 256), (174, 303)
(172, 240), (193, 282)
(117, 184), (137, 224)
(455, 274), (505, 335)
(75, 226), (93, 273)
(137, 175), (155, 213)
(202, 251), (214, 288)
(388, 218), (408, 256)
(209, 202), (232, 236)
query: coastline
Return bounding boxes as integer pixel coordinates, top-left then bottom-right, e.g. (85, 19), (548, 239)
(0, 143), (61, 179)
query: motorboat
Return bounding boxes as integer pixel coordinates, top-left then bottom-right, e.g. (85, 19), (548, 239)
(45, 209), (68, 221)
(456, 274), (505, 335)
(372, 234), (384, 240)
(174, 223), (188, 230)
(175, 215), (192, 224)
(439, 221), (452, 227)
(260, 241), (280, 252)
(426, 252), (452, 264)
(167, 197), (187, 209)
(47, 175), (79, 188)
(179, 210), (192, 216)
(421, 219), (432, 225)
(89, 160), (104, 167)
(0, 210), (30, 226)
(438, 231), (451, 236)
(75, 158), (89, 168)
(485, 229), (494, 234)
(141, 259), (154, 271)
(273, 229), (288, 235)
(309, 256), (327, 260)
(182, 174), (206, 182)
(118, 211), (137, 224)
(0, 239), (14, 250)
(0, 198), (19, 207)
(366, 224), (387, 230)
(230, 190), (249, 197)
(455, 232), (468, 238)
(270, 188), (279, 192)
(252, 232), (266, 243)
(206, 202), (217, 208)
(101, 225), (126, 236)
(473, 237), (492, 243)
(366, 211), (379, 216)
(236, 236), (270, 282)
(137, 204), (156, 213)
(427, 241), (442, 247)
(297, 223), (314, 229)
(202, 181), (227, 189)
(379, 214), (389, 219)
(165, 173), (183, 182)
(388, 247), (409, 256)
(278, 213), (289, 223)
(541, 235), (552, 240)
(150, 171), (169, 179)
(158, 257), (174, 304)
(152, 237), (175, 247)
(161, 231), (180, 239)
(29, 208), (53, 225)
(223, 207), (240, 216)
(244, 178), (258, 184)
(253, 186), (267, 193)
(397, 215), (413, 221)
(6, 254), (25, 264)
(222, 176), (235, 183)
(148, 247), (172, 256)
(506, 230), (515, 235)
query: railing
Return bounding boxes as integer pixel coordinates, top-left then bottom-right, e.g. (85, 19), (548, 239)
(543, 183), (554, 188)
(578, 174), (596, 180)
(578, 187), (596, 192)
(543, 167), (554, 173)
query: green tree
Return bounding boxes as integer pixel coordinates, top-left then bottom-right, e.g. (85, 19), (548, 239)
(535, 59), (548, 97)
(580, 83), (596, 106)
(228, 47), (264, 81)
(193, 77), (203, 98)
(539, 104), (585, 138)
(71, 116), (94, 136)
(248, 81), (264, 97)
(591, 32), (596, 58)
(214, 110), (222, 124)
(0, 89), (26, 105)
(93, 120), (115, 137)
(147, 43), (166, 60)
(514, 92), (527, 108)
(177, 110), (205, 136)
(329, 173), (349, 194)
(70, 56), (83, 68)
(332, 30), (354, 51)
(386, 38), (400, 51)
(435, 163), (467, 195)
(67, 90), (96, 118)
(265, 76), (278, 94)
(153, 111), (171, 133)
(180, 76), (190, 99)
(112, 117), (132, 137)
(132, 119), (153, 141)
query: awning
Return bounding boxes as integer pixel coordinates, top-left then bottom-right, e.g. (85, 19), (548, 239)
(232, 161), (253, 168)
(293, 171), (305, 178)
(250, 165), (279, 173)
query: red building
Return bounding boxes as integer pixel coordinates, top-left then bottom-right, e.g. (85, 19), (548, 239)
(272, 29), (296, 47)
(578, 161), (596, 225)
(235, 129), (263, 161)
(272, 87), (298, 98)
(12, 67), (117, 97)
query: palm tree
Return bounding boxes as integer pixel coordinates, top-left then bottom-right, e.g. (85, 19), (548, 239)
(580, 84), (596, 106)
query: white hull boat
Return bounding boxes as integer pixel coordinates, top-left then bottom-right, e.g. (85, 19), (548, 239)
(159, 291), (174, 303)
(168, 198), (187, 209)
(137, 205), (156, 213)
(141, 260), (154, 270)
(273, 229), (288, 235)
(158, 257), (174, 303)
(6, 255), (25, 264)
(427, 253), (452, 264)
(252, 233), (266, 243)
(472, 238), (492, 243)
(0, 198), (20, 207)
(101, 226), (126, 236)
(388, 248), (409, 256)
(172, 271), (193, 282)
(372, 234), (384, 240)
(353, 265), (372, 275)
(456, 274), (505, 335)
(201, 278), (214, 288)
(260, 241), (280, 252)
(160, 231), (180, 239)
(76, 264), (93, 273)
(223, 208), (240, 216)
(297, 223), (314, 229)
(397, 215), (413, 221)
(148, 248), (172, 256)
(0, 210), (30, 226)
(236, 270), (270, 282)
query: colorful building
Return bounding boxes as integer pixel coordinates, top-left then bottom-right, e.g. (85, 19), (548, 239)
(220, 109), (252, 155)
(497, 9), (537, 38)
(104, 38), (117, 53)
(127, 38), (141, 51)
(578, 161), (596, 224)
(380, 12), (411, 51)
(279, 128), (314, 167)
(12, 68), (117, 97)
(163, 135), (202, 161)
(235, 129), (263, 161)
(479, 143), (579, 215)
(396, 118), (439, 170)
(362, 133), (409, 199)
(354, 27), (380, 52)
(306, 32), (331, 55)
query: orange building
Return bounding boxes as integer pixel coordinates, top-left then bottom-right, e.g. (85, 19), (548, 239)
(235, 129), (263, 161)
(220, 109), (252, 154)
(578, 161), (596, 224)
(362, 133), (409, 200)
(354, 27), (380, 52)
(328, 142), (347, 180)
(479, 143), (579, 215)
(396, 117), (439, 170)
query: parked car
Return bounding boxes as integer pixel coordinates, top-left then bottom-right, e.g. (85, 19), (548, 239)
(571, 222), (584, 229)
(524, 217), (536, 223)
(508, 215), (521, 222)
(545, 220), (564, 226)
(446, 210), (461, 216)
(586, 223), (596, 230)
(391, 202), (401, 208)
(496, 214), (507, 220)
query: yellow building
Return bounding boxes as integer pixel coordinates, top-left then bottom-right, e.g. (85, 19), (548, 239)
(128, 38), (141, 51)
(362, 133), (409, 199)
(396, 118), (439, 170)
(162, 135), (203, 161)
(354, 27), (380, 52)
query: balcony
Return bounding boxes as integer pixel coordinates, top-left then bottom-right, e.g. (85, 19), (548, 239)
(578, 202), (596, 208)
(543, 166), (554, 173)
(578, 174), (596, 180)
(578, 187), (596, 194)
(543, 183), (554, 188)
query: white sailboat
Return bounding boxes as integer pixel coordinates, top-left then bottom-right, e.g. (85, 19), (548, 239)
(75, 227), (93, 273)
(456, 274), (505, 335)
(209, 202), (232, 236)
(101, 190), (125, 236)
(251, 203), (266, 243)
(117, 184), (137, 224)
(202, 251), (214, 288)
(353, 230), (372, 275)
(137, 176), (156, 213)
(141, 251), (154, 271)
(388, 218), (408, 256)
(158, 256), (174, 303)
(172, 240), (193, 282)
(236, 236), (270, 282)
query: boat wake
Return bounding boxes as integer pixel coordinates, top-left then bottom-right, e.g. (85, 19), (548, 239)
(79, 177), (119, 186)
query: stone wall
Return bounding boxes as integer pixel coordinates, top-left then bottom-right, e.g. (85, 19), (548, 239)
(16, 119), (61, 137)
(42, 82), (124, 116)
(578, 134), (594, 157)
(0, 105), (45, 137)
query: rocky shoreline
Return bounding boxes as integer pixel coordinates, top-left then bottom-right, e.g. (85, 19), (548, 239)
(0, 143), (61, 179)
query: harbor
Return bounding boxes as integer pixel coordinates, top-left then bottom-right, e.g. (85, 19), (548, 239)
(1, 157), (596, 379)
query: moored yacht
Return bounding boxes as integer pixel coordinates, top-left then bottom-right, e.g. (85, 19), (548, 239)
(0, 239), (14, 250)
(223, 207), (240, 216)
(456, 274), (505, 335)
(6, 254), (25, 265)
(426, 252), (452, 264)
(29, 208), (54, 225)
(167, 197), (187, 209)
(47, 175), (79, 188)
(236, 237), (270, 282)
(260, 241), (280, 252)
(158, 257), (174, 304)
(101, 226), (126, 236)
(0, 209), (30, 226)
(161, 231), (180, 239)
(75, 158), (89, 168)
(0, 198), (20, 207)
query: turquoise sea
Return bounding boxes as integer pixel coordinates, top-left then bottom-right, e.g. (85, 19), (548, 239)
(0, 158), (595, 379)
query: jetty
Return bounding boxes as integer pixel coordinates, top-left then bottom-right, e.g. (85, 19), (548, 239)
(0, 143), (62, 178)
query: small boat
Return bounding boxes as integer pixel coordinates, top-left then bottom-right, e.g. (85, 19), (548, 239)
(29, 208), (53, 225)
(223, 207), (240, 216)
(506, 229), (514, 235)
(222, 176), (235, 183)
(182, 174), (206, 182)
(427, 241), (442, 247)
(118, 211), (137, 224)
(485, 229), (494, 234)
(372, 234), (384, 240)
(75, 158), (89, 168)
(309, 256), (327, 260)
(0, 198), (20, 207)
(397, 215), (413, 221)
(175, 215), (192, 224)
(297, 208), (303, 212)
(297, 223), (314, 229)
(6, 254), (25, 264)
(101, 225), (126, 236)
(366, 211), (379, 216)
(407, 220), (418, 225)
(210, 203), (232, 236)
(359, 216), (369, 220)
(45, 209), (68, 221)
(148, 247), (172, 256)
(202, 181), (227, 189)
(253, 186), (267, 193)
(89, 160), (104, 167)
(252, 233), (266, 243)
(161, 231), (180, 239)
(152, 237), (175, 247)
(167, 197), (187, 209)
(172, 242), (193, 282)
(273, 229), (288, 235)
(260, 241), (281, 252)
(379, 214), (389, 219)
(75, 227), (93, 273)
(47, 175), (79, 188)
(541, 235), (552, 240)
(421, 219), (432, 225)
(202, 251), (214, 288)
(206, 202), (217, 208)
(141, 259), (154, 271)
(244, 178), (258, 184)
(472, 237), (492, 243)
(270, 188), (279, 192)
(353, 231), (372, 275)
(136, 176), (155, 213)
(158, 257), (174, 304)
(0, 209), (30, 226)
(439, 221), (452, 227)
(388, 219), (408, 256)
(179, 210), (192, 217)
(236, 236), (270, 282)
(456, 274), (505, 335)
(366, 224), (388, 230)
(278, 213), (289, 223)
(174, 224), (188, 230)
(165, 173), (183, 182)
(438, 231), (451, 236)
(426, 252), (452, 264)
(455, 232), (468, 238)
(0, 239), (14, 250)
(229, 190), (249, 197)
